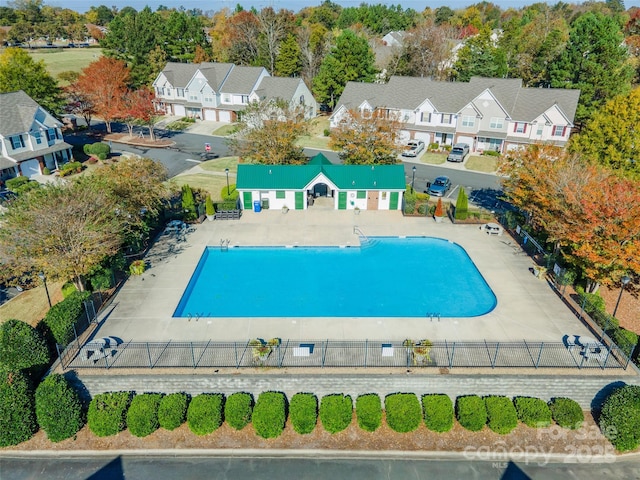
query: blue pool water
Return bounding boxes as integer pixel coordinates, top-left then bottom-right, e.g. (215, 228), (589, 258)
(173, 237), (496, 318)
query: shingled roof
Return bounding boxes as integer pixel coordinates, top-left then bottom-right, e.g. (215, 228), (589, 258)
(0, 90), (44, 137)
(253, 77), (302, 102)
(159, 62), (199, 88)
(198, 62), (234, 91)
(220, 66), (266, 95)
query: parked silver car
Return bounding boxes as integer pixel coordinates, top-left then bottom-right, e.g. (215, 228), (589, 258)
(447, 143), (470, 162)
(401, 140), (425, 157)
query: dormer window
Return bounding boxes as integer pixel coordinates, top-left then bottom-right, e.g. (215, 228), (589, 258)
(10, 135), (24, 149)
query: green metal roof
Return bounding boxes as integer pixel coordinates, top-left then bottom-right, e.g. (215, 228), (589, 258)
(236, 163), (406, 190)
(307, 153), (332, 165)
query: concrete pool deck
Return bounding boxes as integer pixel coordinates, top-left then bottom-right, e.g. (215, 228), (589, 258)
(93, 209), (594, 343)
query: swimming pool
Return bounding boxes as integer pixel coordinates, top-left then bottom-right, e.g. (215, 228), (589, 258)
(174, 237), (496, 318)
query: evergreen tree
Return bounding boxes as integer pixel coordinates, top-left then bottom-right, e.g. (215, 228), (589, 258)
(453, 27), (507, 81)
(548, 12), (633, 126)
(275, 34), (302, 77)
(181, 184), (197, 221)
(313, 30), (376, 108)
(455, 188), (469, 220)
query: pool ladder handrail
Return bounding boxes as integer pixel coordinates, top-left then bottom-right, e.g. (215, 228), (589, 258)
(427, 312), (441, 322)
(220, 238), (230, 251)
(353, 226), (369, 243)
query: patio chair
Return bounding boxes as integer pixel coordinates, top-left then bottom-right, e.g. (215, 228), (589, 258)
(563, 334), (578, 351)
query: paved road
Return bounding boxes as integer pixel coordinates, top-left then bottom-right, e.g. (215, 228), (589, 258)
(2, 454), (639, 480)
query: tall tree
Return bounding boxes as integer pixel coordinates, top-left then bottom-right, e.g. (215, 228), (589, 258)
(228, 99), (308, 165)
(226, 10), (260, 66)
(329, 109), (402, 165)
(64, 82), (96, 128)
(548, 12), (633, 127)
(571, 88), (640, 179)
(313, 29), (376, 108)
(275, 33), (302, 77)
(453, 26), (507, 81)
(257, 7), (292, 74)
(298, 22), (330, 88)
(126, 87), (160, 141)
(73, 57), (129, 133)
(0, 47), (62, 114)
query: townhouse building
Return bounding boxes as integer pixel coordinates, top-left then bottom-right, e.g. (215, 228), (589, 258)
(330, 76), (580, 153)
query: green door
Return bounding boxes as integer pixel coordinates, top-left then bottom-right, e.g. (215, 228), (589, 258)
(389, 191), (399, 210)
(338, 191), (347, 210)
(295, 191), (304, 209)
(243, 192), (252, 210)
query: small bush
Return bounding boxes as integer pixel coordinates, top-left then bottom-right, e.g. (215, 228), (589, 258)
(83, 143), (110, 160)
(456, 395), (487, 432)
(0, 319), (50, 374)
(35, 374), (84, 442)
(575, 286), (606, 315)
(87, 392), (132, 437)
(290, 393), (318, 434)
(187, 393), (223, 436)
(320, 394), (352, 434)
(0, 367), (37, 447)
(61, 282), (77, 298)
(485, 396), (518, 434)
(514, 397), (552, 428)
(220, 184), (238, 201)
(323, 128), (330, 137)
(224, 392), (253, 430)
(42, 167), (51, 175)
(60, 161), (84, 176)
(87, 266), (113, 292)
(6, 176), (31, 190)
(434, 198), (444, 217)
(158, 393), (188, 431)
(253, 391), (287, 439)
(483, 150), (501, 156)
(454, 188), (469, 220)
(385, 393), (421, 433)
(549, 397), (583, 429)
(205, 195), (215, 216)
(428, 142), (439, 150)
(127, 393), (162, 437)
(422, 394), (454, 433)
(599, 385), (640, 452)
(129, 260), (145, 276)
(356, 394), (382, 432)
(42, 291), (91, 346)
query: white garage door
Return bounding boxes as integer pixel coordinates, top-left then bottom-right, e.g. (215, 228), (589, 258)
(21, 159), (40, 178)
(218, 110), (231, 123)
(414, 132), (431, 143)
(173, 104), (186, 116)
(203, 109), (216, 121)
(456, 136), (474, 149)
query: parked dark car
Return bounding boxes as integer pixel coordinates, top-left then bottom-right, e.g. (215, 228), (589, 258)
(426, 176), (451, 197)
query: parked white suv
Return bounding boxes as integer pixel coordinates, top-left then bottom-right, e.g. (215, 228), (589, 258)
(447, 143), (470, 162)
(401, 140), (425, 157)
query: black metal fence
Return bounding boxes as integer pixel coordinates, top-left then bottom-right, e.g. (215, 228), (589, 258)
(59, 338), (630, 371)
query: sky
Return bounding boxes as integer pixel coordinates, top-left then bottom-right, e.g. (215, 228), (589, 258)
(6, 0), (569, 14)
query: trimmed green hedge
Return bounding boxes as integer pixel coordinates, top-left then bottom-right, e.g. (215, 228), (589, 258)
(599, 385), (640, 452)
(0, 319), (50, 374)
(158, 392), (188, 431)
(422, 394), (454, 433)
(35, 374), (84, 442)
(456, 395), (487, 432)
(83, 142), (111, 160)
(356, 394), (382, 432)
(290, 393), (317, 434)
(42, 291), (91, 346)
(252, 391), (287, 439)
(514, 397), (552, 428)
(187, 393), (223, 436)
(225, 392), (253, 430)
(320, 394), (352, 434)
(485, 396), (518, 434)
(126, 393), (162, 438)
(549, 397), (583, 429)
(385, 393), (422, 433)
(87, 392), (132, 437)
(0, 367), (36, 447)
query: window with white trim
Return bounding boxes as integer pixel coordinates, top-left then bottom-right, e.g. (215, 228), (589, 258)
(34, 131), (42, 144)
(420, 112), (431, 122)
(46, 128), (56, 141)
(462, 115), (475, 127)
(489, 117), (504, 129)
(203, 95), (214, 103)
(536, 124), (544, 135)
(189, 93), (199, 101)
(552, 125), (566, 137)
(441, 113), (452, 124)
(222, 93), (231, 103)
(10, 135), (24, 149)
(176, 88), (185, 97)
(514, 122), (526, 134)
(241, 95), (249, 104)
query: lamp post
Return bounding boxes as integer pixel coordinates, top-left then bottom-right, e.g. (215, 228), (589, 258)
(225, 168), (230, 196)
(38, 272), (51, 308)
(613, 275), (631, 318)
(411, 166), (416, 193)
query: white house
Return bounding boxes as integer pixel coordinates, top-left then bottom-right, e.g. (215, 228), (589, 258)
(330, 76), (580, 153)
(0, 90), (73, 181)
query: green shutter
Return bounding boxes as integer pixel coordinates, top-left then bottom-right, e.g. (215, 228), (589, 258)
(338, 191), (347, 209)
(295, 191), (304, 209)
(243, 191), (252, 209)
(389, 191), (399, 210)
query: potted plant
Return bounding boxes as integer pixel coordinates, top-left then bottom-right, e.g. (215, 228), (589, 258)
(129, 260), (146, 276)
(434, 198), (444, 223)
(205, 195), (215, 221)
(281, 205), (289, 214)
(249, 339), (272, 361)
(354, 206), (361, 215)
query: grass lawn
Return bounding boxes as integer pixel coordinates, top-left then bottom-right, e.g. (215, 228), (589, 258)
(0, 280), (66, 327)
(297, 116), (332, 150)
(198, 156), (239, 173)
(465, 155), (499, 173)
(28, 48), (102, 83)
(169, 174), (232, 201)
(420, 152), (447, 165)
(211, 124), (238, 136)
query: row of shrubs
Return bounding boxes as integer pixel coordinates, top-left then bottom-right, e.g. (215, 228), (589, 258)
(83, 391), (584, 441)
(83, 142), (111, 161)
